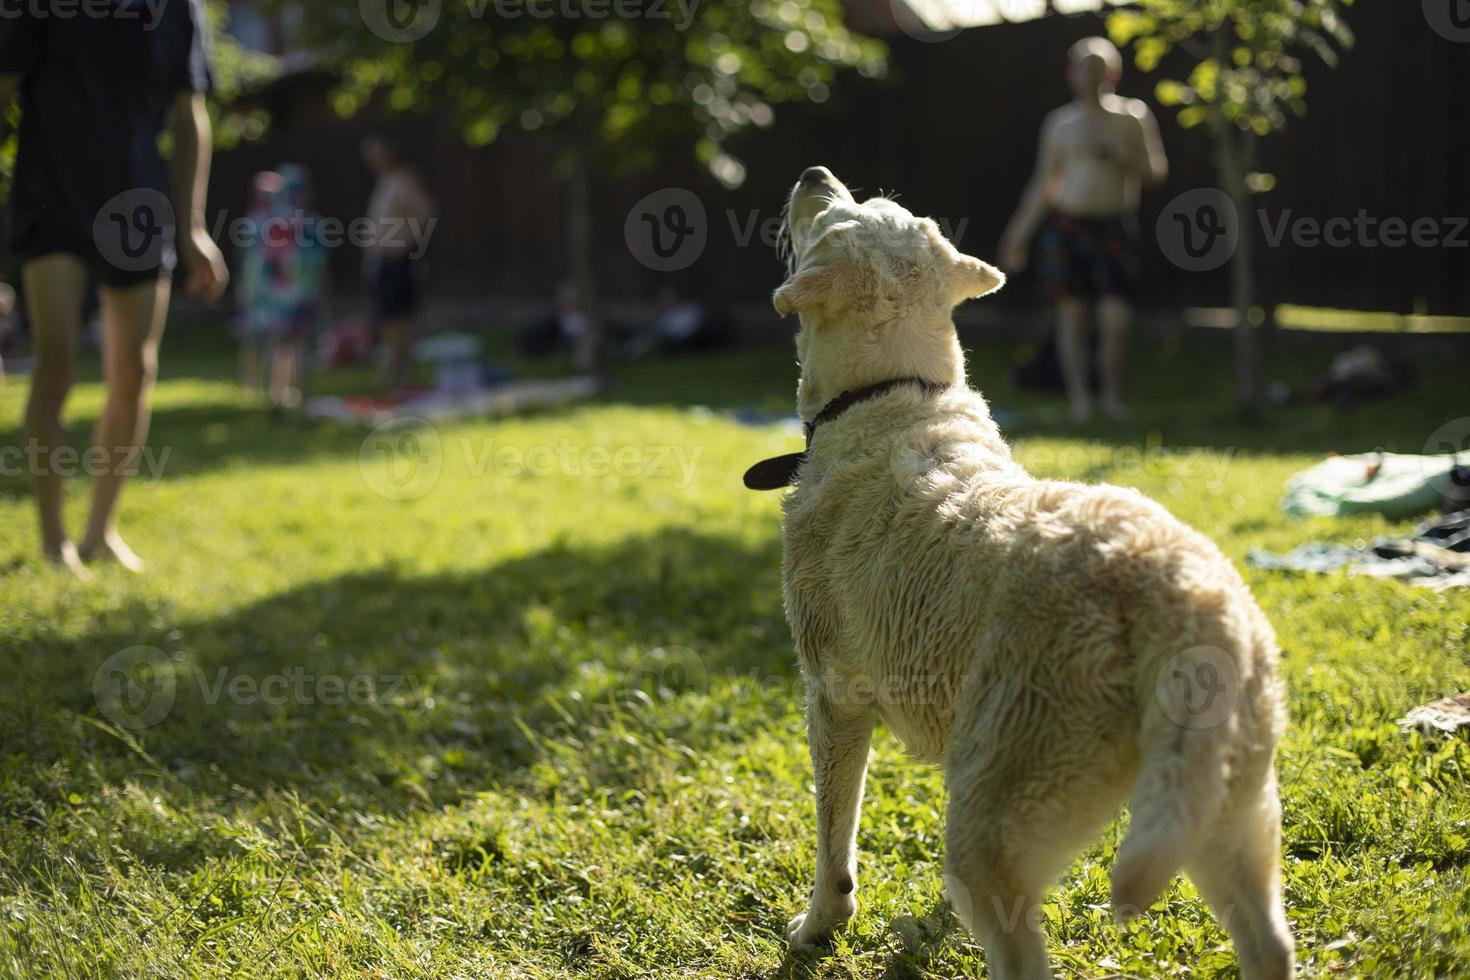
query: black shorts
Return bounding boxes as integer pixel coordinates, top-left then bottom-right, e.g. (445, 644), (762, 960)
(1038, 213), (1139, 302)
(370, 254), (424, 320)
(14, 218), (174, 290)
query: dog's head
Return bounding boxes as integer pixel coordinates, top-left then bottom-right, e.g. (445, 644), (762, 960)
(774, 166), (1004, 326)
(775, 167), (1004, 415)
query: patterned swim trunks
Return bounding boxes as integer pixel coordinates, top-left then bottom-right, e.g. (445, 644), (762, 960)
(1038, 212), (1140, 301)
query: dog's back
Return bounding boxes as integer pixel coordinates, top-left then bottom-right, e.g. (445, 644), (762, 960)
(783, 386), (1291, 978)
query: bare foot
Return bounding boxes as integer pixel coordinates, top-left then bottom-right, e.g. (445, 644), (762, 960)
(79, 531), (146, 574)
(44, 541), (93, 580)
(1101, 398), (1131, 421)
(1069, 399), (1093, 424)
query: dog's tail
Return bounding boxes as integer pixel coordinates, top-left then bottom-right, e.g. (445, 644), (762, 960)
(1110, 580), (1253, 921)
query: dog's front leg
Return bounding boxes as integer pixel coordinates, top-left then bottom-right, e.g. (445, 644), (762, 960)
(787, 694), (874, 948)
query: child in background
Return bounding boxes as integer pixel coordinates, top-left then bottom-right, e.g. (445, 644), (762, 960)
(236, 170), (277, 397)
(236, 164), (328, 410)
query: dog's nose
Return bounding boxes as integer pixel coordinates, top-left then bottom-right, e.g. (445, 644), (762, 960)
(799, 166), (834, 186)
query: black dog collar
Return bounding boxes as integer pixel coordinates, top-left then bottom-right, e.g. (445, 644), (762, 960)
(743, 377), (949, 491)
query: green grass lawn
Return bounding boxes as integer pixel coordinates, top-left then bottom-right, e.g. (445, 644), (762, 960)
(1, 323), (1467, 977)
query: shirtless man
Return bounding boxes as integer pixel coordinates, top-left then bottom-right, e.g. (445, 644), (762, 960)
(0, 0), (229, 576)
(999, 37), (1168, 423)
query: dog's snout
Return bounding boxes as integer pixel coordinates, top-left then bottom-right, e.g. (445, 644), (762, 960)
(799, 166), (834, 186)
(786, 166), (850, 252)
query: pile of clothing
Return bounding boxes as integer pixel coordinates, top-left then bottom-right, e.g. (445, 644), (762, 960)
(1248, 509), (1470, 591)
(1400, 691), (1470, 736)
(1312, 345), (1416, 411)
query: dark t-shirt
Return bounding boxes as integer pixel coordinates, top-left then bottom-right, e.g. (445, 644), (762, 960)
(0, 0), (213, 251)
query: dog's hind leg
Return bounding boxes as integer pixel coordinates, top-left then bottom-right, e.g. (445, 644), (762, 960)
(943, 633), (1134, 980)
(1184, 764), (1294, 980)
(942, 840), (1052, 980)
(787, 694), (874, 948)
(943, 745), (1119, 976)
(945, 765), (1126, 980)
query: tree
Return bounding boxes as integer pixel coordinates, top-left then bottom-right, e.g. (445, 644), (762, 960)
(202, 1), (284, 149)
(1108, 0), (1354, 418)
(284, 0), (887, 374)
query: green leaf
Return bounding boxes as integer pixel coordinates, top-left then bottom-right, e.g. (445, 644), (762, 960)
(1137, 37), (1170, 72)
(1178, 105), (1209, 128)
(1155, 80), (1189, 106)
(1188, 59), (1221, 103)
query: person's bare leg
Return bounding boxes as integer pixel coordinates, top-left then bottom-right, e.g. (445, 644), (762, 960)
(240, 339), (262, 395)
(1097, 295), (1131, 420)
(267, 336), (304, 409)
(266, 335), (286, 407)
(291, 337), (310, 406)
(279, 337), (306, 408)
(21, 255), (90, 577)
(376, 321), (397, 389)
(385, 317), (413, 390)
(79, 276), (170, 573)
(1055, 296), (1091, 423)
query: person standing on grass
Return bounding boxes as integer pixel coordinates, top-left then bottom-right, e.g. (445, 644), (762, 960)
(0, 0), (229, 577)
(998, 36), (1168, 423)
(361, 136), (434, 391)
(236, 165), (328, 411)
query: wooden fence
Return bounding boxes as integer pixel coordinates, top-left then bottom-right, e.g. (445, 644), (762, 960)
(210, 2), (1469, 316)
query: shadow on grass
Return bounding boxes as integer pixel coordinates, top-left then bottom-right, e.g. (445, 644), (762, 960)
(2, 526), (791, 841)
(0, 394), (597, 500)
(5, 328), (1461, 505)
(0, 402), (362, 500)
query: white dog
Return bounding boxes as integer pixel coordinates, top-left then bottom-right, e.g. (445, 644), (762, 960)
(750, 166), (1293, 980)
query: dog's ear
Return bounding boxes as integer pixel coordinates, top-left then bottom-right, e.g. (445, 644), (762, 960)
(773, 262), (840, 317)
(922, 220), (1005, 305)
(948, 253), (1005, 304)
(774, 224), (861, 317)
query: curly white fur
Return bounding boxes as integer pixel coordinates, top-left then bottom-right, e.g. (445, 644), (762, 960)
(773, 167), (1293, 980)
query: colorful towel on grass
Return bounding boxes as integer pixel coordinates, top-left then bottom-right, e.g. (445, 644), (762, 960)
(1248, 511), (1470, 590)
(304, 377), (598, 426)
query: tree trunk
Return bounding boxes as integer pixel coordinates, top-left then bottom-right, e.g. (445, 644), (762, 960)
(1207, 28), (1261, 421)
(1214, 127), (1260, 420)
(568, 136), (605, 377)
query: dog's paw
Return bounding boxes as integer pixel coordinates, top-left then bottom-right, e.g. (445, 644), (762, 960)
(785, 912), (831, 949)
(785, 898), (855, 950)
